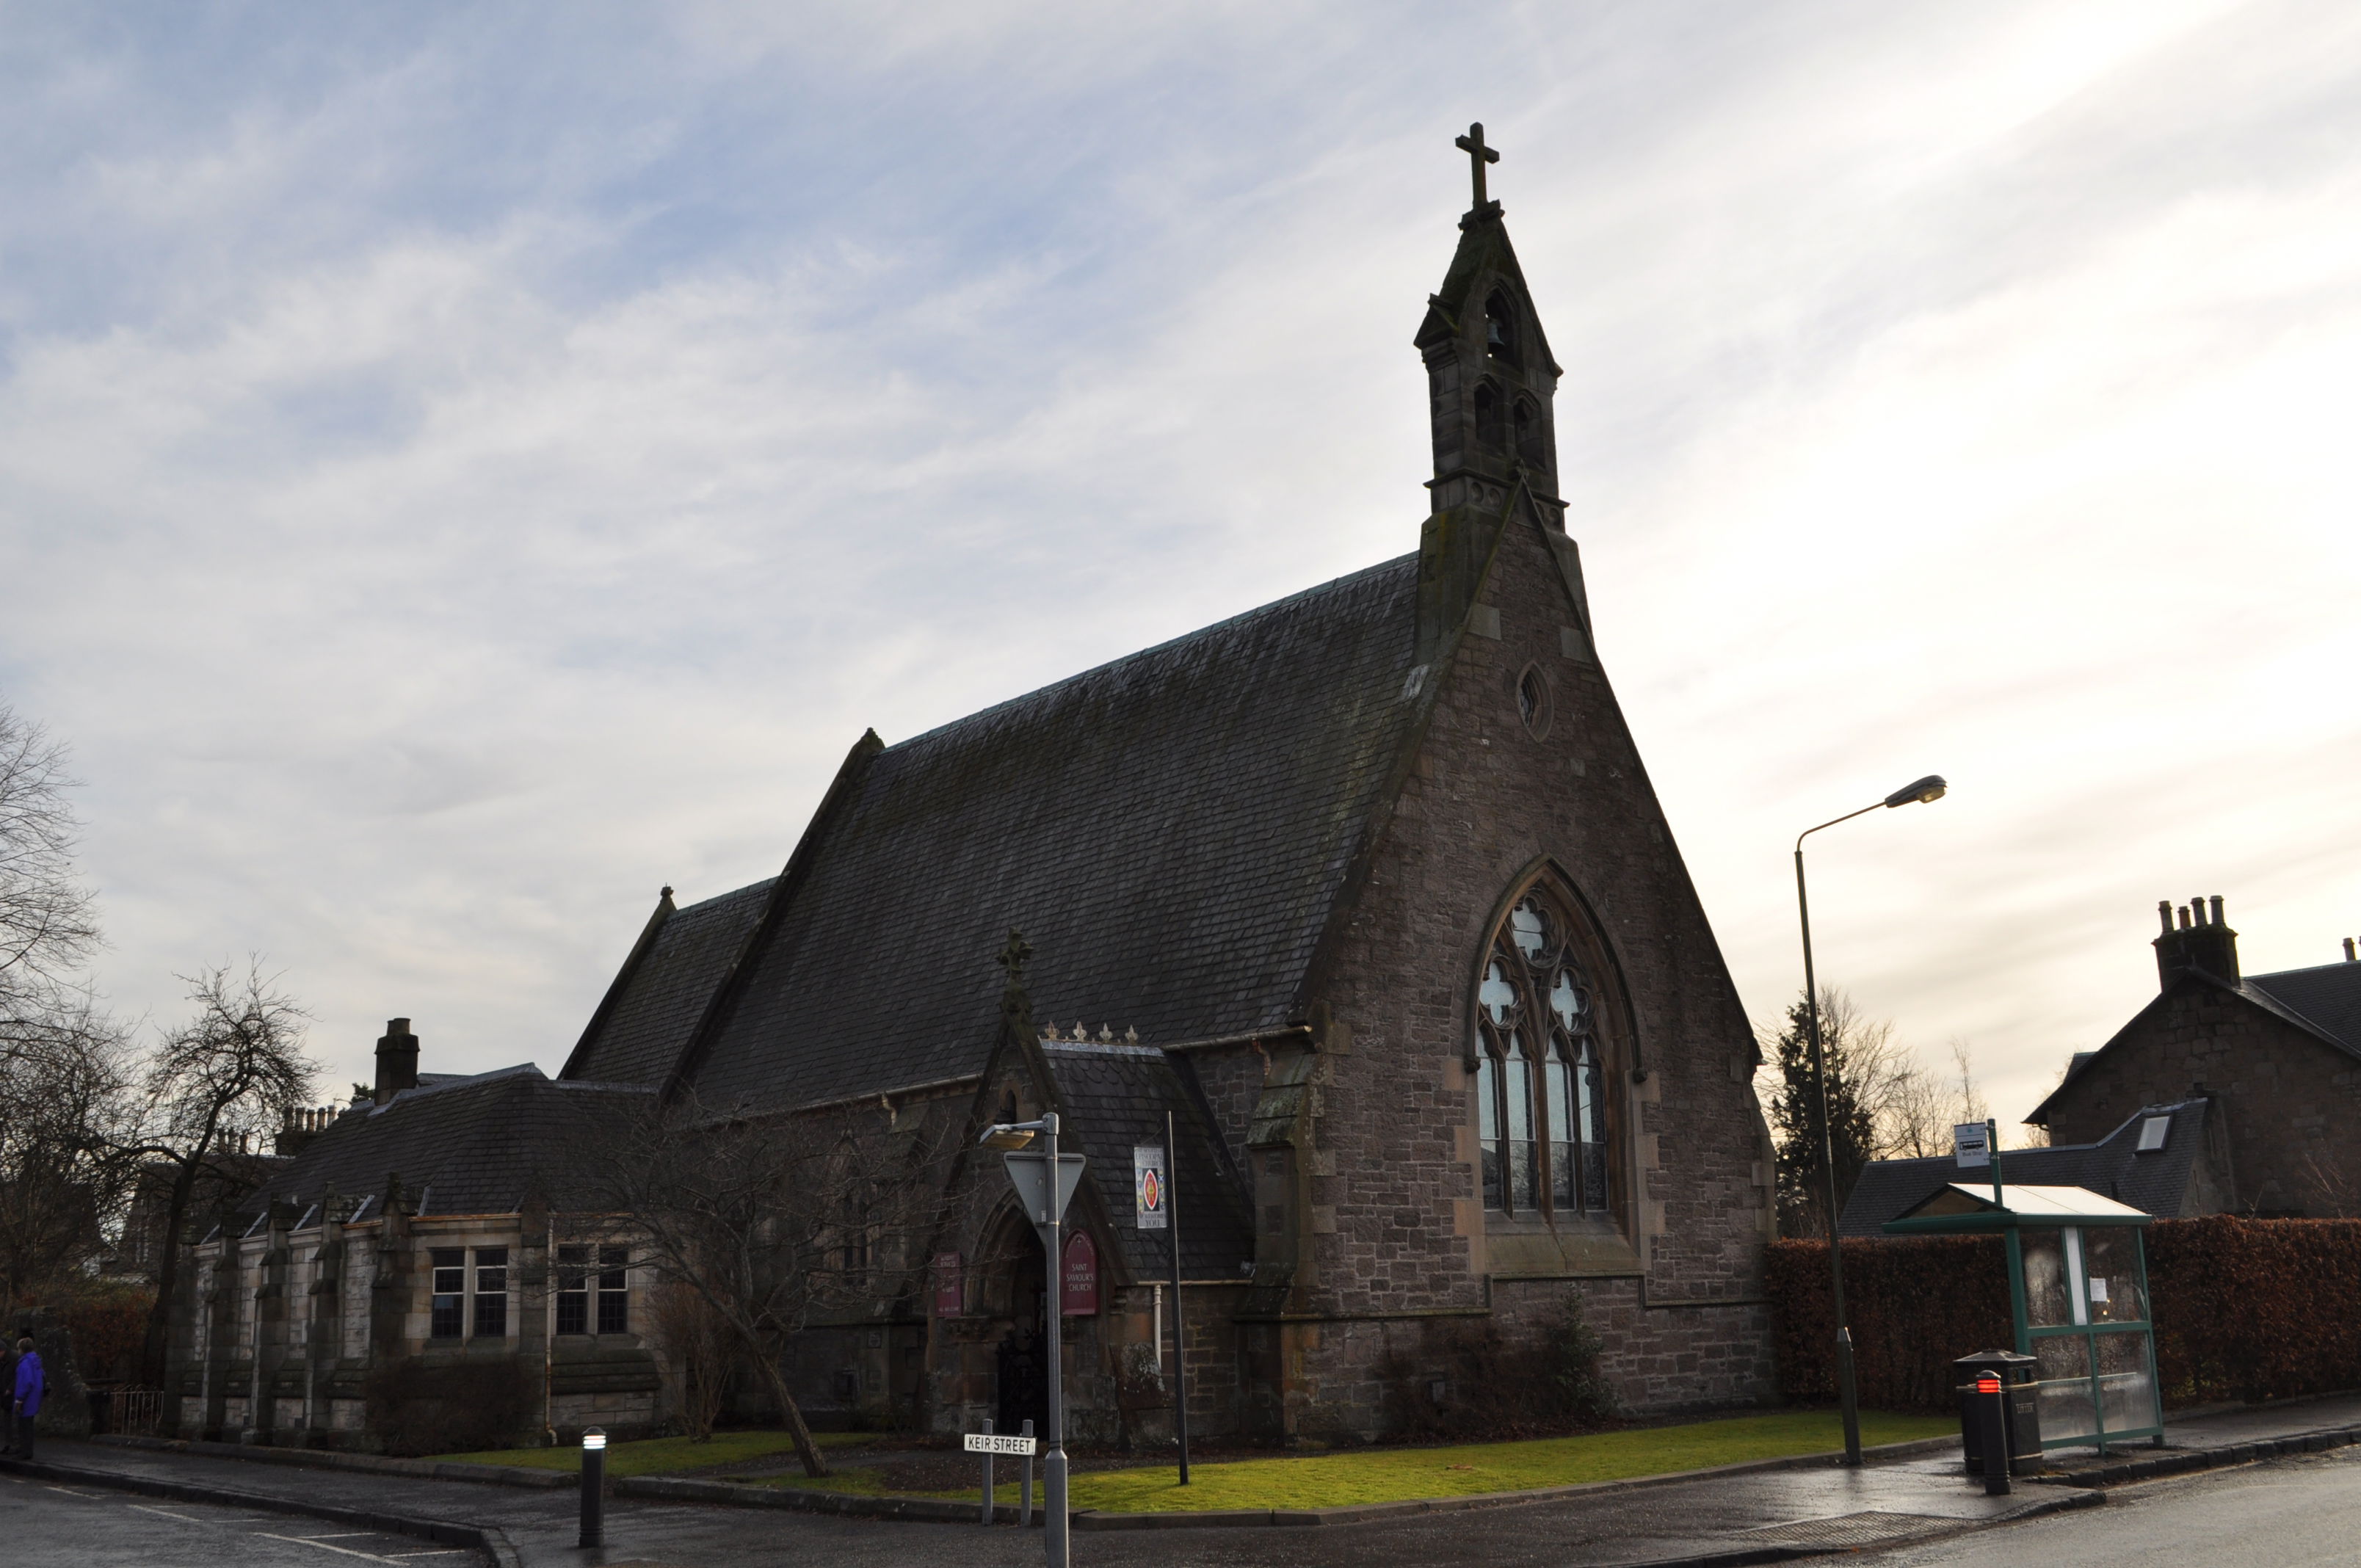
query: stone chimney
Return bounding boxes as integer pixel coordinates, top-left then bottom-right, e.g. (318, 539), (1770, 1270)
(374, 1017), (421, 1104)
(2153, 896), (2239, 990)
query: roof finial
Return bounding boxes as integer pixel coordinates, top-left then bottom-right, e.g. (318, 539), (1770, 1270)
(1455, 122), (1501, 210)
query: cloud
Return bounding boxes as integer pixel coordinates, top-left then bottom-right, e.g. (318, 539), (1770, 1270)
(1, 0), (2356, 1120)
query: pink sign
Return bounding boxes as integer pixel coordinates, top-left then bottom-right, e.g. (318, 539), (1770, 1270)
(1061, 1230), (1098, 1317)
(932, 1252), (962, 1318)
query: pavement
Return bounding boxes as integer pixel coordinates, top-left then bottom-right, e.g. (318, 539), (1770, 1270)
(8, 1394), (2361, 1568)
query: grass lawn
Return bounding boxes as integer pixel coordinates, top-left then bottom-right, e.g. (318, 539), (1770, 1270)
(759, 1410), (1955, 1513)
(432, 1429), (871, 1477)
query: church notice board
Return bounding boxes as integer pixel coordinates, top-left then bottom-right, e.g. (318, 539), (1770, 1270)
(1062, 1230), (1098, 1316)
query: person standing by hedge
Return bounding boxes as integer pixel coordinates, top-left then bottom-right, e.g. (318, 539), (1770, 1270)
(10, 1337), (43, 1459)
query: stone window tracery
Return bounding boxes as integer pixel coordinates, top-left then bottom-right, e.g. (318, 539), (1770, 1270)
(1475, 886), (1610, 1218)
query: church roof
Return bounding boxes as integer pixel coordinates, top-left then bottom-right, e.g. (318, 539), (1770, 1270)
(225, 1066), (655, 1227)
(1039, 1039), (1256, 1282)
(680, 553), (1427, 1112)
(564, 877), (777, 1086)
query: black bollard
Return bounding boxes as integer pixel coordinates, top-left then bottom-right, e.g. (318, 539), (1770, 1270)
(579, 1426), (606, 1547)
(1974, 1376), (2011, 1496)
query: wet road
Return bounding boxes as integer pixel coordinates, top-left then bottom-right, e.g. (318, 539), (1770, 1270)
(0, 1470), (491, 1567)
(1860, 1442), (2361, 1568)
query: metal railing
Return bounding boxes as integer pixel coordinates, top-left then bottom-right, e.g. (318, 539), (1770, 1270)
(97, 1388), (164, 1437)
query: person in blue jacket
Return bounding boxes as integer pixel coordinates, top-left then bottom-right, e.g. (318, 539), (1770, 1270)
(9, 1337), (42, 1459)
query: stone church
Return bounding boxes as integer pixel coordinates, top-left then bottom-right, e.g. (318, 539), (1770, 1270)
(171, 131), (1779, 1450)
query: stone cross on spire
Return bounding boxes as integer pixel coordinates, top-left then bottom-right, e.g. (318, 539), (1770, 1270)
(1454, 122), (1501, 209)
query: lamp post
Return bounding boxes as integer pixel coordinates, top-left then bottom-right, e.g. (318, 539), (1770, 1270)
(1794, 772), (1947, 1467)
(981, 1114), (1078, 1568)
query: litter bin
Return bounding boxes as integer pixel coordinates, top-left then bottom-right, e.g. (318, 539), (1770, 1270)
(1955, 1349), (2040, 1476)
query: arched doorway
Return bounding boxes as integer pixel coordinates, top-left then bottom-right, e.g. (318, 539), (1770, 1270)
(981, 1207), (1048, 1434)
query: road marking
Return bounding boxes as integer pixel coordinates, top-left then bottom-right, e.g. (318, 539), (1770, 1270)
(385, 1553), (468, 1560)
(302, 1533), (383, 1540)
(257, 1533), (400, 1562)
(43, 1485), (104, 1498)
(128, 1503), (211, 1522)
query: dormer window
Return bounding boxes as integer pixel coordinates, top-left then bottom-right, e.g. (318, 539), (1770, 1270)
(2136, 1115), (2170, 1153)
(1484, 290), (1517, 365)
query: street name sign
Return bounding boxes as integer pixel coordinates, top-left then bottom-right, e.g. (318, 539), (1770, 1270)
(965, 1432), (1040, 1456)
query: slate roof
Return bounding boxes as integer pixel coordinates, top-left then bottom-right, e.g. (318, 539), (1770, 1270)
(563, 879), (775, 1086)
(2245, 961), (2361, 1053)
(1840, 1100), (2211, 1237)
(684, 555), (1426, 1112)
(228, 1067), (656, 1227)
(1040, 1040), (1256, 1282)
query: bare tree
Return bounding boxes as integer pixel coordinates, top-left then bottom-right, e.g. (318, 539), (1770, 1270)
(0, 994), (138, 1307)
(132, 963), (316, 1381)
(0, 705), (100, 1009)
(1758, 990), (1999, 1230)
(649, 1281), (735, 1442)
(592, 1094), (949, 1478)
(0, 704), (142, 1306)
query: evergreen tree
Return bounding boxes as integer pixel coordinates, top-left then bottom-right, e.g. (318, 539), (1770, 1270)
(1763, 988), (1878, 1238)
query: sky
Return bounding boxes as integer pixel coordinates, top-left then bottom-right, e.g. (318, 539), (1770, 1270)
(2, 1), (2356, 1130)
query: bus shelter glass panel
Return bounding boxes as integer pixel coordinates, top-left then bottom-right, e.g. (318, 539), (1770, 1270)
(2034, 1332), (2097, 1442)
(2017, 1223), (2162, 1452)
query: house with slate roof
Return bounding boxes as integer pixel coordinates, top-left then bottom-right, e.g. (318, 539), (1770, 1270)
(1838, 1099), (2227, 1236)
(167, 1022), (668, 1448)
(167, 133), (1783, 1451)
(2023, 898), (2361, 1217)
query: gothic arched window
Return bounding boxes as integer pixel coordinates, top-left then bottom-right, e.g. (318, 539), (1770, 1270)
(1484, 289), (1518, 366)
(1473, 381), (1505, 451)
(1514, 396), (1547, 469)
(1473, 885), (1610, 1217)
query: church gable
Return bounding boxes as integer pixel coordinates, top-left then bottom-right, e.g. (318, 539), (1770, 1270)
(681, 557), (1430, 1115)
(561, 877), (775, 1086)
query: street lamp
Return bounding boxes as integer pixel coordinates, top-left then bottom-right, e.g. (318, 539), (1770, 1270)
(979, 1113), (1077, 1568)
(1794, 772), (1947, 1466)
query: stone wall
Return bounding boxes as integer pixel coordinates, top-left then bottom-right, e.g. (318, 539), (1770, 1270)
(1285, 504), (1777, 1431)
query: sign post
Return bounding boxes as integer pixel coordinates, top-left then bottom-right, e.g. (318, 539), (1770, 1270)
(997, 1114), (1083, 1568)
(1140, 1114), (1192, 1482)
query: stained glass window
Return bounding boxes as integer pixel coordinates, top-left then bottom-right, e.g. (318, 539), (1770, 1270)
(1473, 886), (1611, 1217)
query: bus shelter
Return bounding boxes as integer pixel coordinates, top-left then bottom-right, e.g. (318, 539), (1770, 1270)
(1884, 1183), (2164, 1455)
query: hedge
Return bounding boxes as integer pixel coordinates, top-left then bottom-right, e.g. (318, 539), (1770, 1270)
(1769, 1217), (2361, 1411)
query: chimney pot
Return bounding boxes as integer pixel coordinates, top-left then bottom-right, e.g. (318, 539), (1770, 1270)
(2157, 901), (2173, 935)
(2346, 937), (2357, 962)
(2177, 904), (2191, 929)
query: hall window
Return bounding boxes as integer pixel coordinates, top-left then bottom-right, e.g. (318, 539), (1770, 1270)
(556, 1245), (590, 1335)
(596, 1246), (630, 1334)
(429, 1248), (465, 1339)
(1473, 886), (1610, 1217)
(473, 1247), (509, 1339)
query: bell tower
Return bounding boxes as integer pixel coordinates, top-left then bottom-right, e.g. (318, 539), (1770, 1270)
(1413, 123), (1568, 661)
